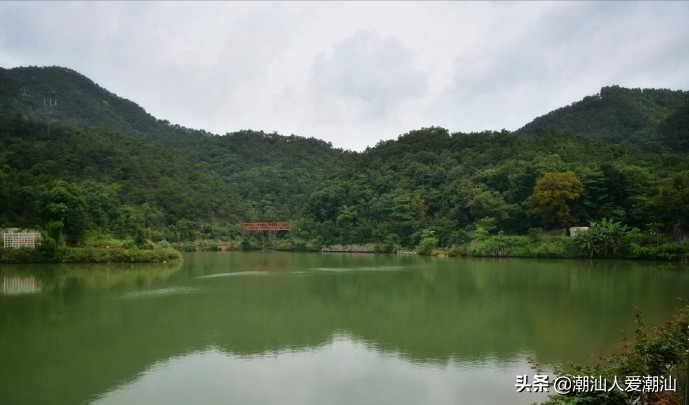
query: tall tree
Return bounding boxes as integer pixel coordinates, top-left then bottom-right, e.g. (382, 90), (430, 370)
(528, 171), (584, 229)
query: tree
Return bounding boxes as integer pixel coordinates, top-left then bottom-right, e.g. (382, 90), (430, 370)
(38, 220), (63, 259)
(651, 174), (689, 241)
(528, 171), (584, 229)
(39, 181), (87, 245)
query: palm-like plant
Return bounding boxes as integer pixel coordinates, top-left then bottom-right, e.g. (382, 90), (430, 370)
(574, 228), (596, 258)
(574, 218), (630, 258)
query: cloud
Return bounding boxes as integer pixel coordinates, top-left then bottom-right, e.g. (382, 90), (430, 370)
(308, 31), (427, 122)
(428, 1), (689, 133)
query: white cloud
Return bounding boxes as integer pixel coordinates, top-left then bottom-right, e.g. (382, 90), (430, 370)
(309, 31), (427, 121)
(427, 1), (689, 133)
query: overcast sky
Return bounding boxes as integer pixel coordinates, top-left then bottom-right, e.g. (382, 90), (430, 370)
(1, 1), (688, 151)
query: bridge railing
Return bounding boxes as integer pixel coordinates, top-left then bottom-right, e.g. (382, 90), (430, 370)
(240, 222), (293, 231)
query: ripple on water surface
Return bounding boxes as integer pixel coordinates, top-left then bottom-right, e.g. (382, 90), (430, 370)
(121, 287), (200, 299)
(196, 271), (272, 279)
(311, 266), (407, 273)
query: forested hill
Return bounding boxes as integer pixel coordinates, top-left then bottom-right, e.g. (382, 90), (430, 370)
(186, 129), (349, 221)
(0, 65), (214, 147)
(516, 85), (689, 151)
(299, 127), (689, 248)
(1, 65), (688, 252)
(0, 66), (347, 245)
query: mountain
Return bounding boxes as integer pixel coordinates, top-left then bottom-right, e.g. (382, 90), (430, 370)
(0, 65), (215, 147)
(1, 66), (688, 248)
(0, 66), (346, 243)
(187, 129), (349, 221)
(0, 66), (154, 131)
(516, 85), (689, 151)
(655, 100), (689, 151)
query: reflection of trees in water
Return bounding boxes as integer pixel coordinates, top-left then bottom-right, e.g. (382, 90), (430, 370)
(0, 256), (687, 405)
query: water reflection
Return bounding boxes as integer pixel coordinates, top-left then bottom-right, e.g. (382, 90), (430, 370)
(90, 336), (549, 405)
(0, 253), (687, 405)
(2, 276), (41, 295)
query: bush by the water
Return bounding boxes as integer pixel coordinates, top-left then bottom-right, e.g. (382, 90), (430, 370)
(0, 246), (181, 263)
(465, 233), (576, 258)
(540, 306), (689, 405)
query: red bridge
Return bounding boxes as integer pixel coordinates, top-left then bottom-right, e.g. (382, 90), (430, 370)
(240, 222), (293, 231)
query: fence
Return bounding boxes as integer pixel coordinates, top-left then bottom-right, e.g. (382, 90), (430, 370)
(3, 232), (42, 248)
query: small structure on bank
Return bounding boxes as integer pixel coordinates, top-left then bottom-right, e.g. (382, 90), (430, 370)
(2, 228), (42, 248)
(0, 228), (41, 248)
(568, 226), (589, 237)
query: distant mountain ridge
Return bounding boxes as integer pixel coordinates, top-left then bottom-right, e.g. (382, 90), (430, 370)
(516, 85), (689, 151)
(2, 66), (688, 151)
(1, 66), (158, 132)
(0, 65), (347, 229)
(1, 65), (688, 247)
(0, 66), (214, 147)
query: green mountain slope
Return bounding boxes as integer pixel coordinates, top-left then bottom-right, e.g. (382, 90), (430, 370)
(655, 100), (689, 151)
(0, 66), (347, 244)
(186, 130), (349, 220)
(0, 65), (212, 147)
(0, 117), (249, 243)
(1, 66), (688, 250)
(516, 85), (689, 150)
(1, 66), (159, 131)
(300, 126), (689, 247)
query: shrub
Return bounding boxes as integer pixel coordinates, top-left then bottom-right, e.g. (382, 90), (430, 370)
(540, 306), (689, 405)
(447, 246), (467, 257)
(574, 218), (630, 258)
(415, 230), (438, 256)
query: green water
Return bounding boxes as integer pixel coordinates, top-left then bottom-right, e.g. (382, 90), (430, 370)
(1, 252), (687, 405)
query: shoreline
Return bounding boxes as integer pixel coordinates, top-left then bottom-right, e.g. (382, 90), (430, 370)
(0, 246), (182, 264)
(181, 247), (689, 263)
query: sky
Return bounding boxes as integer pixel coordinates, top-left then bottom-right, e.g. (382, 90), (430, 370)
(1, 1), (688, 151)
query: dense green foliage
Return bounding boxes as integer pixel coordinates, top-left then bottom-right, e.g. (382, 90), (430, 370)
(297, 127), (689, 252)
(0, 246), (181, 263)
(183, 129), (347, 220)
(1, 66), (688, 259)
(0, 118), (247, 240)
(517, 85), (689, 151)
(528, 171), (584, 228)
(574, 218), (630, 258)
(656, 100), (689, 152)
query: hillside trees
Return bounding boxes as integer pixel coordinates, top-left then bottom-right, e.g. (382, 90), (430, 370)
(0, 118), (247, 240)
(652, 174), (689, 241)
(39, 181), (87, 245)
(2, 67), (689, 250)
(295, 126), (689, 248)
(517, 85), (689, 149)
(655, 100), (689, 152)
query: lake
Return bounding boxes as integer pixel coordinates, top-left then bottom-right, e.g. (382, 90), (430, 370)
(1, 252), (687, 405)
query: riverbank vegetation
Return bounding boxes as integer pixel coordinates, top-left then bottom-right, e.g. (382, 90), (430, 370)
(0, 245), (181, 264)
(421, 224), (689, 261)
(538, 305), (689, 405)
(1, 67), (688, 261)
